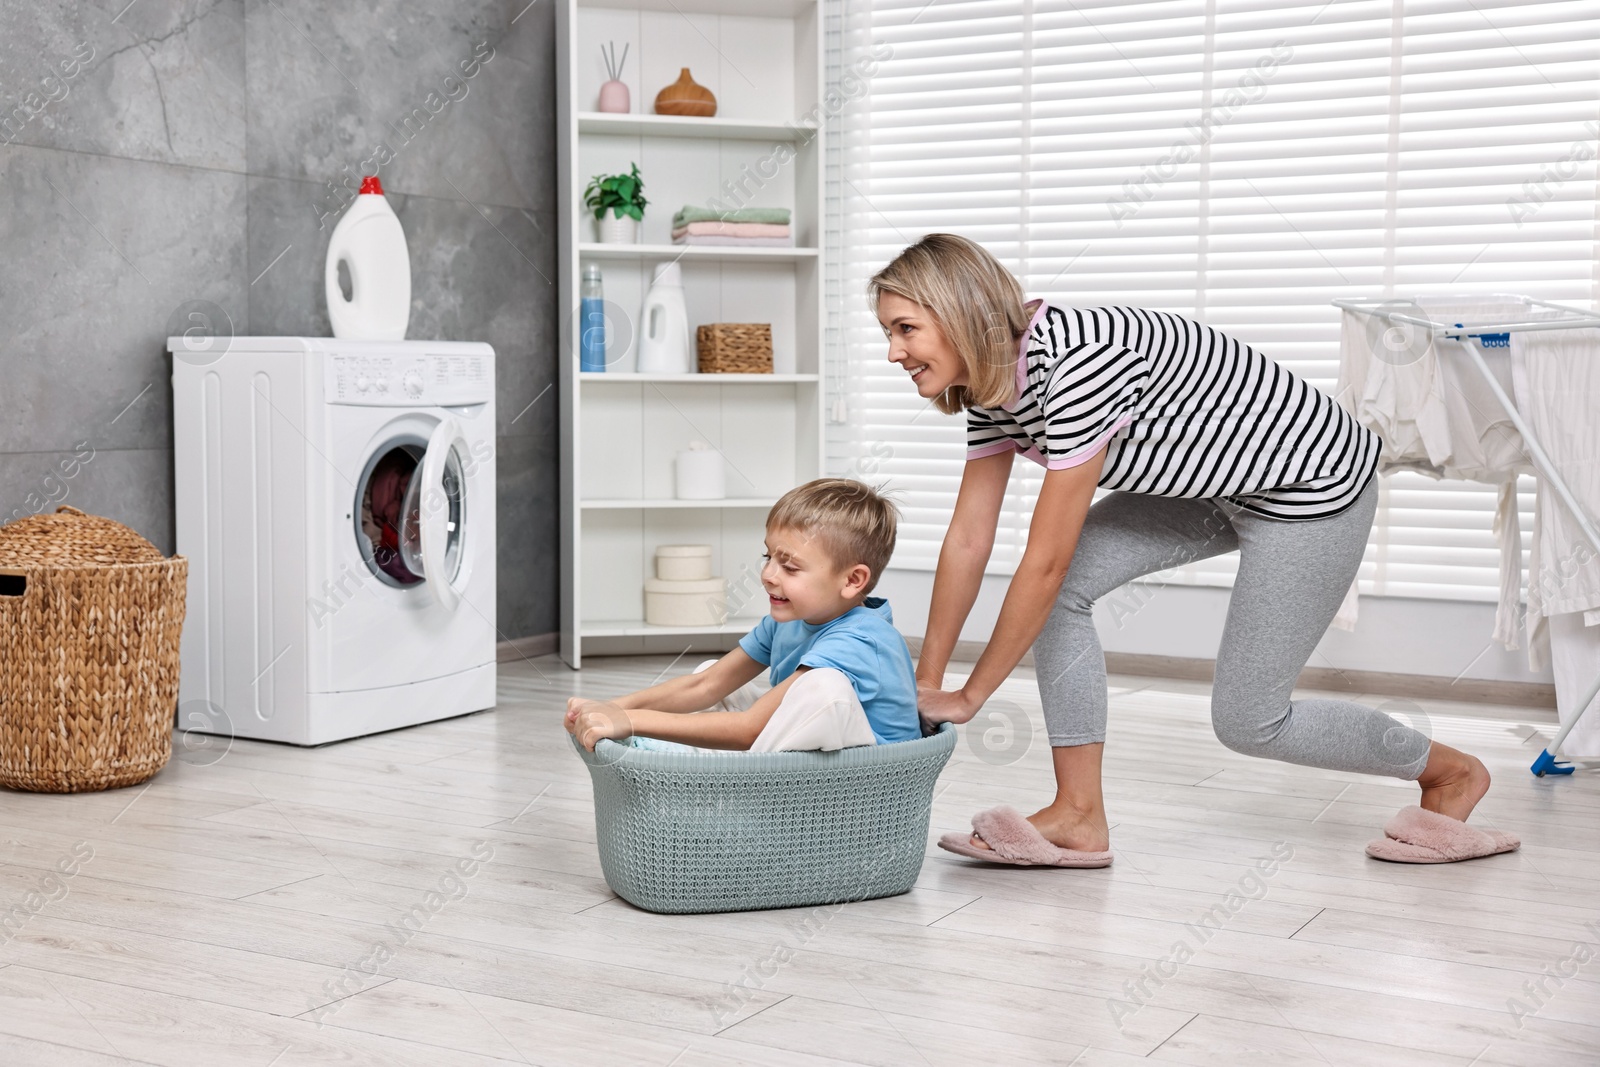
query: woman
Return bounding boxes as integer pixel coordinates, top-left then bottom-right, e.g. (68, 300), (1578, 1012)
(877, 234), (1518, 866)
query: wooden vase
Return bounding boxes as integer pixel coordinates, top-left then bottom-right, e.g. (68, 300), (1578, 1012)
(654, 68), (716, 117)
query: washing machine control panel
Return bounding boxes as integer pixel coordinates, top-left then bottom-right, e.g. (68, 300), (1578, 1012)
(327, 354), (492, 406)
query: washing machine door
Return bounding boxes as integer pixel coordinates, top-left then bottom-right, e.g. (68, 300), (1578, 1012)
(398, 416), (470, 611)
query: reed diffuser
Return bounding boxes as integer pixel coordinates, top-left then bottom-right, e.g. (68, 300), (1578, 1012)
(599, 42), (630, 113)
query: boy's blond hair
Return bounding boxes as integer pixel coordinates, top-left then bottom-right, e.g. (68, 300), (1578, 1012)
(767, 478), (898, 594)
(868, 232), (1032, 415)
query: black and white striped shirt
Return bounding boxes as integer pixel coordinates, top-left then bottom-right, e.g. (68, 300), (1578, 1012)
(967, 302), (1380, 520)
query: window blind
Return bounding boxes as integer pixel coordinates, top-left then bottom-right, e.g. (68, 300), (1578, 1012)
(825, 0), (1599, 601)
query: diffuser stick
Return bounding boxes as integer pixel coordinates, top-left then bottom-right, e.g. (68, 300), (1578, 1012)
(601, 42), (629, 82)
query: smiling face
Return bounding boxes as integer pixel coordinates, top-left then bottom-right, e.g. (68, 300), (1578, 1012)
(761, 525), (871, 625)
(877, 292), (968, 400)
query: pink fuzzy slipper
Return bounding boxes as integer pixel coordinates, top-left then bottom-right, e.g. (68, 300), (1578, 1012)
(937, 805), (1113, 868)
(1365, 805), (1520, 864)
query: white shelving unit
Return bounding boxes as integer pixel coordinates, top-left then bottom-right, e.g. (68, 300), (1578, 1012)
(556, 0), (824, 666)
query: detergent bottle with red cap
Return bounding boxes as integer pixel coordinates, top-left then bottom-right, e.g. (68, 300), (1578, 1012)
(325, 175), (411, 340)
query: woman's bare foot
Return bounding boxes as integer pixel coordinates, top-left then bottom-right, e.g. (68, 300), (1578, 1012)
(1416, 742), (1492, 822)
(969, 803), (1110, 853)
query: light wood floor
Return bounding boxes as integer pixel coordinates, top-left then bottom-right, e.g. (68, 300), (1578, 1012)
(2, 655), (1598, 1066)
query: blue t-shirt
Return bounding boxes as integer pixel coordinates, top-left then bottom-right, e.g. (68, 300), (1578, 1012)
(738, 596), (920, 744)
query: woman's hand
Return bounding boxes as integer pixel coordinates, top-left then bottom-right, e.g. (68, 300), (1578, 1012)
(918, 684), (980, 726)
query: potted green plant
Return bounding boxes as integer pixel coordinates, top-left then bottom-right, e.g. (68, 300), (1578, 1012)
(584, 164), (647, 244)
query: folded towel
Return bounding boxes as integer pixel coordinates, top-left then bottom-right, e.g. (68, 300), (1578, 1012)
(673, 205), (792, 227)
(671, 234), (795, 247)
(672, 222), (791, 239)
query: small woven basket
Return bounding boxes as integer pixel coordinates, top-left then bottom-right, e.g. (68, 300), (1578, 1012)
(573, 723), (956, 913)
(0, 506), (187, 793)
(696, 323), (773, 374)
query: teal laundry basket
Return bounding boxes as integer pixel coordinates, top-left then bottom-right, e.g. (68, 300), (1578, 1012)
(573, 724), (957, 914)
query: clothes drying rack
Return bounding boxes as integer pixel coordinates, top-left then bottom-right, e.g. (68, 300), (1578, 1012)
(1334, 295), (1600, 776)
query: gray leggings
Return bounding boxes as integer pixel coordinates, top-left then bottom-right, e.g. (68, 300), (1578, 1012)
(1034, 479), (1433, 780)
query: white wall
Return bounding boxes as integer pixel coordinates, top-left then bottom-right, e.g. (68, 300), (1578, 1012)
(877, 568), (1552, 685)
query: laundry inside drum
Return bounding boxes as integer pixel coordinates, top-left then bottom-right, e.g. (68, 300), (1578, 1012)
(358, 443), (425, 586)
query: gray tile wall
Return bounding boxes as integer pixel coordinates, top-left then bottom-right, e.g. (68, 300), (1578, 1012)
(0, 0), (559, 639)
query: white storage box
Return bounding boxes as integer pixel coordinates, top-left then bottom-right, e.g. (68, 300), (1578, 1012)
(644, 576), (726, 627)
(675, 443), (726, 499)
(656, 544), (713, 581)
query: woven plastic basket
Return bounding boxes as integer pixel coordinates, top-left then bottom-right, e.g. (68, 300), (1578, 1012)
(0, 506), (186, 792)
(573, 723), (956, 913)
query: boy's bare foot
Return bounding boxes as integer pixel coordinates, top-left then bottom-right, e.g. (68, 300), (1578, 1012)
(968, 803), (1110, 853)
(565, 697), (615, 727)
(1416, 742), (1491, 822)
(566, 703), (632, 750)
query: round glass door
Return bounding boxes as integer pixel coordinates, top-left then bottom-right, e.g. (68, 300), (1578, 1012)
(354, 418), (469, 605)
(400, 444), (464, 584)
(414, 418), (469, 610)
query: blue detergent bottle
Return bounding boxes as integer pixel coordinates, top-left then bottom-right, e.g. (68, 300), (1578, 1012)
(580, 264), (607, 371)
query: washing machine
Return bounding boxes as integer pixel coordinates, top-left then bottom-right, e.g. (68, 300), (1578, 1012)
(171, 337), (497, 745)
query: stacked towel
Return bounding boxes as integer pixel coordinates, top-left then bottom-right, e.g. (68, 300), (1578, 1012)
(673, 206), (791, 226)
(671, 206), (793, 247)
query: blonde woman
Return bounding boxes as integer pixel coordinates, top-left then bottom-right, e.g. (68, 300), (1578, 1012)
(877, 234), (1518, 866)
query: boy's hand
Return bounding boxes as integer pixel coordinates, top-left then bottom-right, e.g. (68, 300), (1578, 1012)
(568, 704), (633, 751)
(918, 684), (979, 726)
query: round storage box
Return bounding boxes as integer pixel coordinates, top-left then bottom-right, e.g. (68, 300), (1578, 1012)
(674, 444), (725, 500)
(655, 544), (713, 581)
(644, 576), (726, 627)
(0, 506), (187, 792)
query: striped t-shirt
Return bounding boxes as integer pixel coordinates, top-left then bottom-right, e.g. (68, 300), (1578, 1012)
(967, 302), (1380, 520)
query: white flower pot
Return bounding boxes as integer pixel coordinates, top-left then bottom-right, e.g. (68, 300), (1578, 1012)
(597, 214), (638, 244)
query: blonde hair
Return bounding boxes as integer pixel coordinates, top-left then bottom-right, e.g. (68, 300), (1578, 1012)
(767, 478), (898, 594)
(868, 233), (1031, 414)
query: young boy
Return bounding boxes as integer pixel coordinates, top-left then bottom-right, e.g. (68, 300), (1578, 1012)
(565, 478), (921, 752)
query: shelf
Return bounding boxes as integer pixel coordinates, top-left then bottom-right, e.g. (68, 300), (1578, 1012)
(581, 498), (777, 510)
(579, 242), (817, 261)
(580, 372), (817, 384)
(584, 0), (815, 18)
(579, 112), (809, 142)
(580, 617), (765, 638)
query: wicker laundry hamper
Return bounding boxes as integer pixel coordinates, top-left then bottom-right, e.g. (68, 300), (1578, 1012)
(572, 723), (956, 914)
(0, 506), (186, 792)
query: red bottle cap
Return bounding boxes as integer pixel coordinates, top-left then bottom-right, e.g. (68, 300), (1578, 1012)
(359, 175), (384, 195)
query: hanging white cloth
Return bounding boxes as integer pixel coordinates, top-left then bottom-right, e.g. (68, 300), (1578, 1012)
(1334, 300), (1541, 641)
(1509, 326), (1600, 670)
(1548, 612), (1600, 759)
